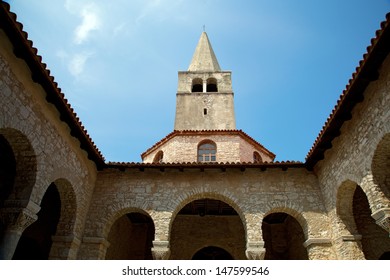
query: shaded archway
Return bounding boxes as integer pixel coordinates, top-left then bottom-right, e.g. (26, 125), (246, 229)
(105, 212), (155, 260)
(0, 128), (36, 204)
(353, 185), (390, 259)
(0, 134), (16, 241)
(192, 246), (233, 260)
(262, 212), (308, 260)
(13, 183), (61, 259)
(170, 198), (246, 260)
(371, 133), (390, 199)
(379, 252), (390, 260)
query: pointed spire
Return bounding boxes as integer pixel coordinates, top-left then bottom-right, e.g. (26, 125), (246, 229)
(188, 32), (221, 71)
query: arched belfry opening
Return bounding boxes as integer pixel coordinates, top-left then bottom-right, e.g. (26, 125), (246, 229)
(13, 183), (61, 259)
(191, 78), (203, 92)
(105, 212), (155, 260)
(206, 78), (218, 92)
(262, 212), (308, 260)
(170, 198), (246, 260)
(192, 246), (233, 260)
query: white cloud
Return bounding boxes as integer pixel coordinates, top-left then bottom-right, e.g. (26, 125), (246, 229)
(74, 4), (101, 44)
(68, 52), (93, 76)
(65, 1), (101, 44)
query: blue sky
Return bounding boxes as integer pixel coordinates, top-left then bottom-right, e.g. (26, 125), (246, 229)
(5, 0), (390, 163)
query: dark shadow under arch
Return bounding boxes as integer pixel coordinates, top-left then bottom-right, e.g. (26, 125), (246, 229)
(13, 183), (61, 259)
(192, 246), (233, 260)
(105, 212), (155, 260)
(170, 198), (246, 260)
(262, 212), (308, 260)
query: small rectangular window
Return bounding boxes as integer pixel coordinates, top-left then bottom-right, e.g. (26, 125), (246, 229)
(204, 108), (207, 115)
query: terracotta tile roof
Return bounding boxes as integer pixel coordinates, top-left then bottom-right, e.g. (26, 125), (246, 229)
(0, 1), (105, 169)
(140, 129), (276, 160)
(305, 12), (390, 169)
(107, 160), (304, 171)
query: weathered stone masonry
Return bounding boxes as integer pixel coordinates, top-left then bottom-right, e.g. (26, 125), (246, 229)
(0, 2), (389, 260)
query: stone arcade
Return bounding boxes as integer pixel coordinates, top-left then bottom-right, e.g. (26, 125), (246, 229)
(0, 1), (389, 260)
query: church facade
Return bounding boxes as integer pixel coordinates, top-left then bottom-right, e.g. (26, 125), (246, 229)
(0, 1), (389, 260)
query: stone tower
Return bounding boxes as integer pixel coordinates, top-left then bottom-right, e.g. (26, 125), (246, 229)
(174, 32), (236, 130)
(141, 32), (275, 163)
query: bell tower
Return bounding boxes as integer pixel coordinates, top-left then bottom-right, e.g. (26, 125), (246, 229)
(174, 32), (236, 130)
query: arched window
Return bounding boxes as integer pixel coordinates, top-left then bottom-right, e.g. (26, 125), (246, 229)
(206, 78), (218, 92)
(192, 78), (203, 92)
(153, 151), (164, 163)
(198, 141), (216, 162)
(253, 151), (262, 163)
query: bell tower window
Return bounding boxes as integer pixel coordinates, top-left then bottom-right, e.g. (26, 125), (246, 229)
(192, 78), (203, 92)
(198, 140), (217, 162)
(206, 78), (218, 92)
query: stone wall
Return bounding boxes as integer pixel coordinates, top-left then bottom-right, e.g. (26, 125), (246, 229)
(79, 166), (331, 259)
(0, 30), (97, 259)
(143, 133), (273, 163)
(314, 55), (390, 259)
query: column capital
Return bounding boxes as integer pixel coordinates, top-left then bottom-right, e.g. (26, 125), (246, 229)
(0, 201), (40, 232)
(371, 208), (390, 232)
(245, 241), (266, 260)
(151, 240), (170, 260)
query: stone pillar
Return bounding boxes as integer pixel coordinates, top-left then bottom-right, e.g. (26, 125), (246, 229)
(79, 237), (110, 259)
(151, 240), (170, 260)
(303, 238), (335, 260)
(371, 208), (390, 233)
(49, 235), (81, 260)
(245, 241), (266, 260)
(0, 204), (39, 259)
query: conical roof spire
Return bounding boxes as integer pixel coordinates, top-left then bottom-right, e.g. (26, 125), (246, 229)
(188, 32), (221, 71)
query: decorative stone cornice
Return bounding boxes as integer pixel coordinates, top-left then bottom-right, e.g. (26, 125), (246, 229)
(151, 240), (170, 260)
(341, 234), (362, 241)
(52, 235), (81, 246)
(371, 207), (390, 232)
(303, 238), (332, 248)
(245, 241), (266, 260)
(82, 237), (110, 248)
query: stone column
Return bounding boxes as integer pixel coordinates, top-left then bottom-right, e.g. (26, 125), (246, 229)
(151, 240), (170, 260)
(79, 237), (110, 259)
(245, 241), (266, 260)
(0, 204), (39, 259)
(49, 235), (81, 260)
(303, 238), (335, 260)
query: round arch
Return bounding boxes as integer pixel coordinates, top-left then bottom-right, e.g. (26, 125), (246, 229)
(191, 78), (203, 92)
(206, 77), (218, 92)
(169, 192), (247, 260)
(104, 208), (155, 260)
(371, 133), (390, 200)
(0, 128), (37, 204)
(336, 180), (390, 259)
(262, 211), (308, 260)
(170, 191), (247, 238)
(262, 205), (309, 240)
(336, 180), (359, 235)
